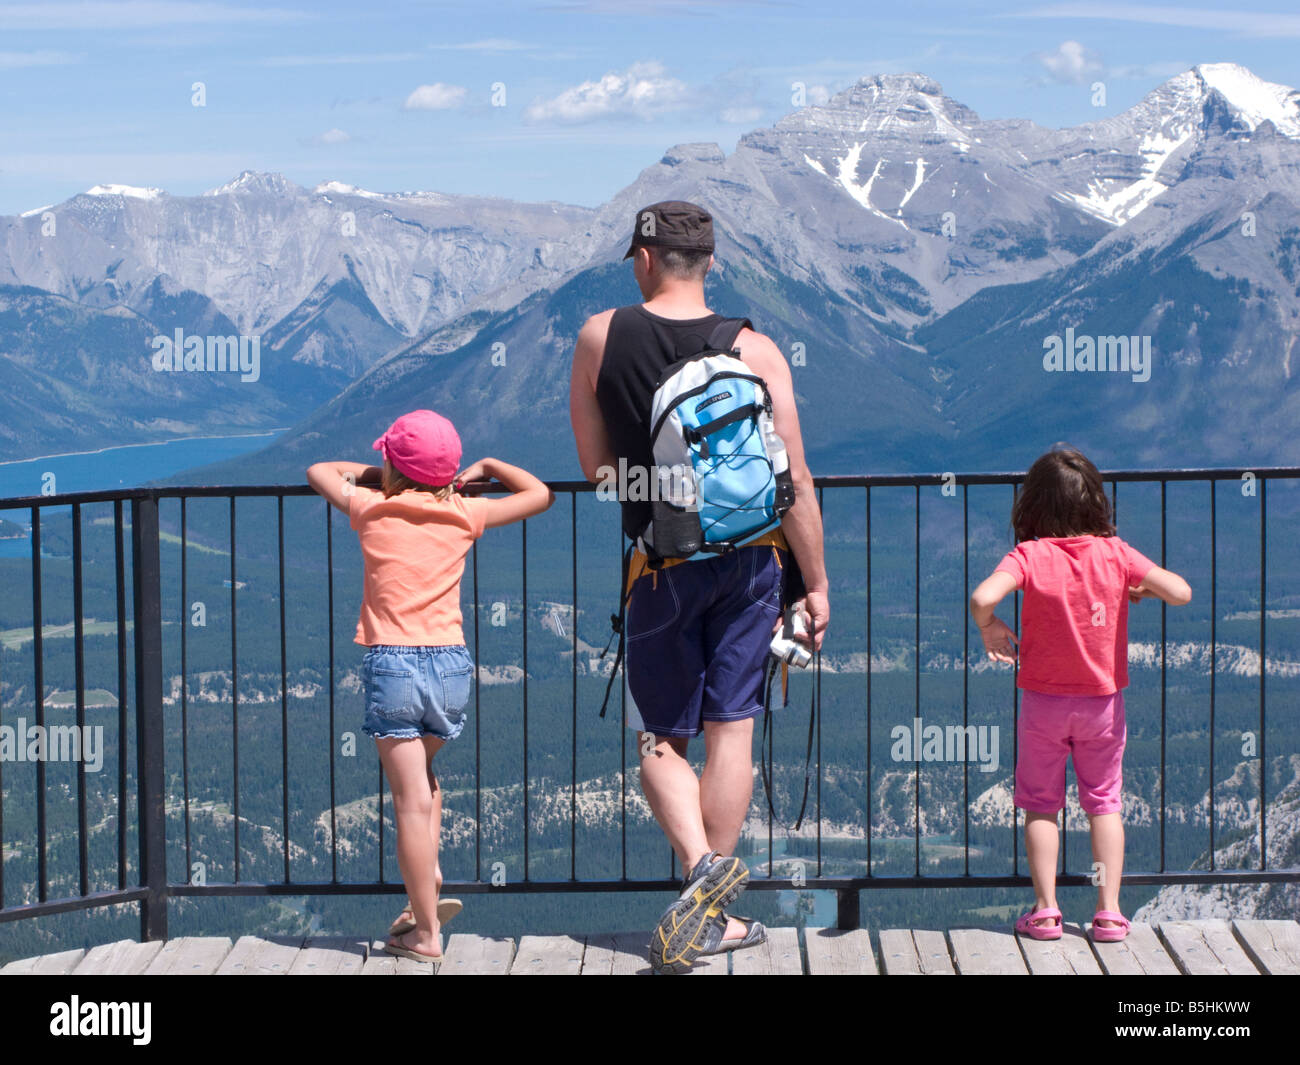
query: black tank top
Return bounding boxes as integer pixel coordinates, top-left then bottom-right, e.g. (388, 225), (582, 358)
(595, 304), (750, 539)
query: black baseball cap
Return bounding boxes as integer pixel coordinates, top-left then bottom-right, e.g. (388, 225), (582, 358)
(623, 200), (715, 259)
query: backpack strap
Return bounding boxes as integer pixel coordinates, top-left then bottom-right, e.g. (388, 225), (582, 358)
(597, 542), (635, 719)
(759, 613), (817, 831)
(703, 316), (752, 356)
(758, 559), (817, 831)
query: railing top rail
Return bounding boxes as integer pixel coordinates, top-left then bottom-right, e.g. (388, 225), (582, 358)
(1, 465), (1296, 510)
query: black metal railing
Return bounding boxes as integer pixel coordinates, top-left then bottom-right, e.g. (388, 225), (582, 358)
(0, 468), (1297, 940)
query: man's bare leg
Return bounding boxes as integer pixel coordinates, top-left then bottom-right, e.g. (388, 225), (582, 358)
(701, 718), (755, 941)
(638, 732), (712, 871)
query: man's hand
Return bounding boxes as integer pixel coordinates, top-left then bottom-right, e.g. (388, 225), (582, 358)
(772, 593), (829, 652)
(979, 616), (1019, 664)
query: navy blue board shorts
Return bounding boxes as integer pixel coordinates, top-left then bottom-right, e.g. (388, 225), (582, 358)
(624, 545), (784, 738)
(361, 644), (474, 742)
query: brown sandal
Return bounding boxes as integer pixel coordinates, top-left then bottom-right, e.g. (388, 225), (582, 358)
(388, 897), (463, 937)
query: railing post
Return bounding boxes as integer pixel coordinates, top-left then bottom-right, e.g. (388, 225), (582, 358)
(132, 495), (168, 941)
(836, 888), (860, 931)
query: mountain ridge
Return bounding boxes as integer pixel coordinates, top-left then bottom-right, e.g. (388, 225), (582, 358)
(2, 63), (1298, 474)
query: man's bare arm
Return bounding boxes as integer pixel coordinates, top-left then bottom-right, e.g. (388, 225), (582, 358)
(737, 328), (829, 648)
(569, 310), (618, 482)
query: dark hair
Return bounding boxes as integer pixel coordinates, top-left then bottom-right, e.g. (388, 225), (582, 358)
(381, 457), (452, 500)
(651, 246), (712, 281)
(1011, 445), (1115, 541)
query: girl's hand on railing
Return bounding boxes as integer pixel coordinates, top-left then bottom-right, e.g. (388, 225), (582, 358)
(978, 615), (1018, 664)
(453, 459), (491, 490)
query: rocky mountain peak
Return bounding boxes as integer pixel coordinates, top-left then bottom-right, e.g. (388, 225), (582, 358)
(659, 142), (726, 167)
(204, 170), (303, 197)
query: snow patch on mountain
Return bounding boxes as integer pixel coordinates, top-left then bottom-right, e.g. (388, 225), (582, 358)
(1196, 62), (1300, 138)
(1057, 129), (1192, 226)
(835, 143), (907, 228)
(314, 180), (386, 200)
(84, 184), (164, 200)
(898, 158), (926, 209)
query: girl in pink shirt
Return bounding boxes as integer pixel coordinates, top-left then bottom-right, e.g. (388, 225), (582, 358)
(970, 446), (1190, 943)
(308, 410), (553, 963)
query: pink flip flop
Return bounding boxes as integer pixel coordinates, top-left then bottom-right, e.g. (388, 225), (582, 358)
(1015, 907), (1063, 940)
(1090, 911), (1131, 942)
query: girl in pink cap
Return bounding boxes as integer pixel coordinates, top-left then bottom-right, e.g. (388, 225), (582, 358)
(307, 410), (553, 962)
(969, 445), (1191, 943)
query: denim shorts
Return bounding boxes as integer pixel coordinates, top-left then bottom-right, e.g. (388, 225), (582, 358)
(361, 644), (474, 742)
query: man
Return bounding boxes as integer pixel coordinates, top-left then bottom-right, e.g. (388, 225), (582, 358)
(569, 200), (829, 973)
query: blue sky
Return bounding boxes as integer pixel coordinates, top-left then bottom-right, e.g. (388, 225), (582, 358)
(1, 0), (1298, 215)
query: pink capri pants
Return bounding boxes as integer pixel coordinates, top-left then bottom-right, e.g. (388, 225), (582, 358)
(1014, 689), (1126, 816)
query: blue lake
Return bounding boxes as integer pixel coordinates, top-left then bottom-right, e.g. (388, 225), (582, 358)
(0, 431), (286, 555)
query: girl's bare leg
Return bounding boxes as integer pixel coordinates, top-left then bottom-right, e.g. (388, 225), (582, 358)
(1024, 811), (1060, 926)
(377, 736), (443, 957)
(425, 738), (444, 894)
(391, 740), (447, 928)
(1089, 812), (1125, 926)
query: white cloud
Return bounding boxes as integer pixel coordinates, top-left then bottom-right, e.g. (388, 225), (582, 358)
(1036, 40), (1104, 84)
(0, 49), (79, 68)
(0, 2), (306, 29)
(430, 39), (538, 53)
(1015, 4), (1300, 37)
(523, 61), (689, 123)
(403, 83), (468, 111)
(807, 84), (832, 105)
(261, 52), (421, 67)
(318, 128), (350, 144)
(719, 105), (762, 124)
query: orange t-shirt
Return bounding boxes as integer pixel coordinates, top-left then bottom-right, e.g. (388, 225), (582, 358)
(348, 486), (489, 647)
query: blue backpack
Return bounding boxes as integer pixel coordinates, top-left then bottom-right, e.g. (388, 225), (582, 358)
(637, 317), (795, 561)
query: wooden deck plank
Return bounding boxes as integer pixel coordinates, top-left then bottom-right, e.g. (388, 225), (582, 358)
(361, 938), (438, 974)
(1232, 919), (1300, 975)
(286, 936), (367, 976)
(805, 928), (876, 975)
(143, 937), (232, 976)
(913, 929), (957, 974)
(1090, 923), (1180, 976)
(21, 917), (1292, 976)
(1159, 920), (1259, 976)
(878, 929), (921, 974)
(73, 939), (165, 976)
(683, 950), (728, 975)
(1, 948), (86, 975)
(731, 926), (802, 976)
(1017, 924), (1103, 975)
(949, 928), (1028, 975)
(439, 934), (515, 975)
(582, 933), (653, 975)
(510, 934), (585, 975)
(215, 936), (305, 975)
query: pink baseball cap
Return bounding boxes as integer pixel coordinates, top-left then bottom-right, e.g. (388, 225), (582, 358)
(372, 410), (462, 487)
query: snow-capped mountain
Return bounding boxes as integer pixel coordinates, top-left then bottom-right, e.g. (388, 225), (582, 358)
(3, 62), (1299, 471)
(1, 171), (595, 360)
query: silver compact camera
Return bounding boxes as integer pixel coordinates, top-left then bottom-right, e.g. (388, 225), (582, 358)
(769, 604), (812, 669)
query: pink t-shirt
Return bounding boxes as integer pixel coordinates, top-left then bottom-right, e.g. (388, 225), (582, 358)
(348, 486), (489, 647)
(994, 535), (1156, 696)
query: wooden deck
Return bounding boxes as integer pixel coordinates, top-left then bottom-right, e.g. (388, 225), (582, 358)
(4, 919), (1298, 975)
